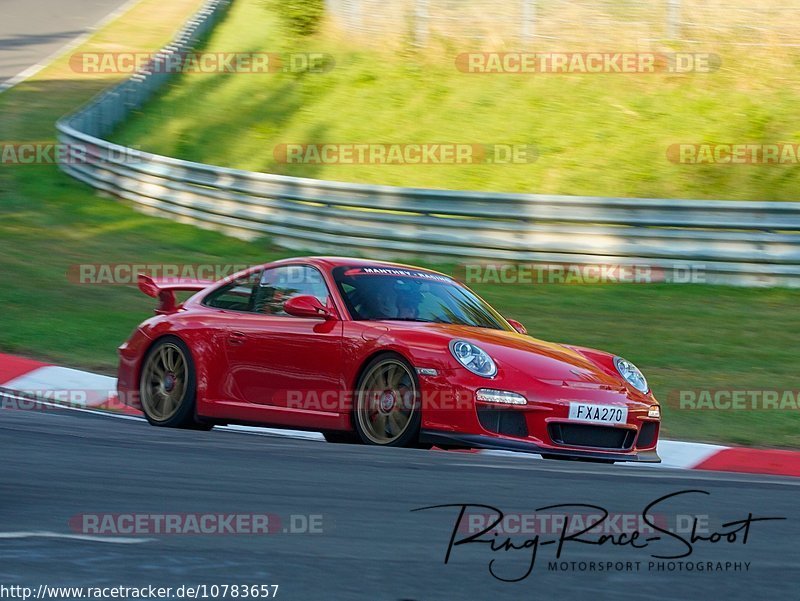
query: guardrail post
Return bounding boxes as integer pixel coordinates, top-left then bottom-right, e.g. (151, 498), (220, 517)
(350, 0), (362, 30)
(413, 0), (428, 47)
(521, 0), (536, 46)
(666, 0), (681, 39)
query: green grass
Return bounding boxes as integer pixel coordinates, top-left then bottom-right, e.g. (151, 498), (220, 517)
(0, 0), (798, 448)
(111, 0), (800, 200)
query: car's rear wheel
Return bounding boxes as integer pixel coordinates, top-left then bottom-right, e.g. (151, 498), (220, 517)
(139, 337), (211, 429)
(354, 354), (421, 447)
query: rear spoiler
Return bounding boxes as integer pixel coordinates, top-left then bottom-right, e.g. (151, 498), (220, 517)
(137, 273), (214, 314)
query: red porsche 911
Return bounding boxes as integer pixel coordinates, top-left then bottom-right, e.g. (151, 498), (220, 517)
(118, 257), (661, 462)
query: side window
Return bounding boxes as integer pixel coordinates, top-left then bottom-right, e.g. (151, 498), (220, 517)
(252, 265), (330, 316)
(203, 272), (261, 311)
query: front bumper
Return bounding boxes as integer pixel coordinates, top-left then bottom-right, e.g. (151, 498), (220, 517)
(417, 367), (661, 463)
(421, 430), (661, 462)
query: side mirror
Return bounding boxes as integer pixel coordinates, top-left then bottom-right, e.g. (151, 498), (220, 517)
(506, 318), (527, 335)
(284, 295), (335, 320)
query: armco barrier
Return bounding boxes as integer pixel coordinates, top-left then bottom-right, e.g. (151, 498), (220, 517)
(55, 0), (800, 287)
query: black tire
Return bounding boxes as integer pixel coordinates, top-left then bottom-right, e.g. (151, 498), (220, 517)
(139, 336), (210, 429)
(353, 353), (422, 448)
(322, 431), (361, 444)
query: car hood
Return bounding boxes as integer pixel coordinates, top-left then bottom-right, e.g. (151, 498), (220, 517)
(382, 321), (625, 389)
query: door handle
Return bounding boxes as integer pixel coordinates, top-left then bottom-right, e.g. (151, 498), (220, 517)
(227, 330), (246, 345)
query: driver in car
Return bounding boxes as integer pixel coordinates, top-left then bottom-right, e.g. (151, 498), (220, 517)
(358, 278), (422, 320)
(395, 289), (420, 319)
(369, 279), (397, 318)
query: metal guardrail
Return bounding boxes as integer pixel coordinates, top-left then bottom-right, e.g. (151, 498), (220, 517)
(56, 0), (800, 287)
(325, 0), (800, 49)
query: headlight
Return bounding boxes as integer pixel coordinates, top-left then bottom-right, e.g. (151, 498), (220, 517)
(449, 340), (497, 377)
(613, 356), (649, 393)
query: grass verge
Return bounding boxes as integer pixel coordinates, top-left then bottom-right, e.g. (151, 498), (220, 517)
(111, 0), (800, 200)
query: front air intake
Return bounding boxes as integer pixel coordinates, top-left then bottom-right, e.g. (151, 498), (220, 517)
(477, 408), (529, 437)
(548, 423), (635, 450)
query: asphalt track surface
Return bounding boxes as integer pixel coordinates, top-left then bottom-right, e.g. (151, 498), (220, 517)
(2, 407), (798, 600)
(0, 0), (134, 87)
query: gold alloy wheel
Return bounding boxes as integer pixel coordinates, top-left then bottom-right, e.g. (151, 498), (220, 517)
(356, 359), (418, 444)
(140, 342), (189, 422)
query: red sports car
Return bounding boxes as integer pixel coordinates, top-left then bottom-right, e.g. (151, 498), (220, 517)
(118, 257), (661, 462)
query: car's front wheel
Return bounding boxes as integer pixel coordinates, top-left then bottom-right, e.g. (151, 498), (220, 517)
(354, 353), (422, 447)
(139, 336), (211, 429)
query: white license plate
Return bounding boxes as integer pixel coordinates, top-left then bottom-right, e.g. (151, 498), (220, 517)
(568, 403), (627, 424)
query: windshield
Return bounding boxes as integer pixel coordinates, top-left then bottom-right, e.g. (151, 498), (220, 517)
(332, 266), (511, 330)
